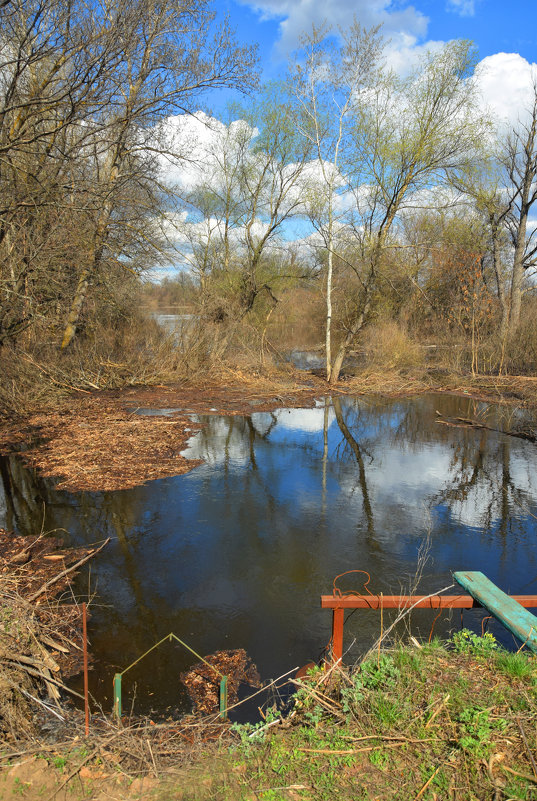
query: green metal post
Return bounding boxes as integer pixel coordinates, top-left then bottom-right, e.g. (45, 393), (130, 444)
(219, 676), (228, 720)
(113, 673), (122, 720)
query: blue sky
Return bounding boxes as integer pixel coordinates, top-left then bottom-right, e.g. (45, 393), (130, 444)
(216, 0), (536, 88)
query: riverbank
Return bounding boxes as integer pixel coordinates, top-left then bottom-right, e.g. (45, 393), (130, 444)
(1, 630), (536, 800)
(1, 365), (537, 493)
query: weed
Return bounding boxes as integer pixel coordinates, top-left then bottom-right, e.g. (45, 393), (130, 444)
(360, 655), (400, 690)
(452, 628), (497, 657)
(342, 654), (400, 715)
(456, 706), (507, 757)
(371, 694), (402, 727)
(230, 720), (268, 749)
(369, 748), (389, 768)
(52, 755), (67, 771)
(13, 777), (28, 796)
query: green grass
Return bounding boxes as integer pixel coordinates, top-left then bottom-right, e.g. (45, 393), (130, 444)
(164, 631), (537, 801)
(7, 631), (536, 801)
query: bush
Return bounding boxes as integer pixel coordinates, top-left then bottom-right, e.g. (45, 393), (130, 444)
(362, 321), (424, 371)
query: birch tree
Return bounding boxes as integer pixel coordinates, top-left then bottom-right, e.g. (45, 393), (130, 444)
(290, 21), (382, 381)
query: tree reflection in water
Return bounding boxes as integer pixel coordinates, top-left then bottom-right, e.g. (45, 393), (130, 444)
(1, 393), (537, 715)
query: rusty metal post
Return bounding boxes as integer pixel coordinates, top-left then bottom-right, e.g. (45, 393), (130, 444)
(82, 602), (89, 736)
(332, 608), (344, 664)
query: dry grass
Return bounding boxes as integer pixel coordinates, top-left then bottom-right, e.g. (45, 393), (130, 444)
(361, 321), (425, 371)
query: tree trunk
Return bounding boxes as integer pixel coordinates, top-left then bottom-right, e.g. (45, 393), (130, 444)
(325, 246), (333, 382)
(60, 264), (92, 349)
(490, 218), (509, 340)
(509, 223), (527, 334)
(329, 276), (373, 384)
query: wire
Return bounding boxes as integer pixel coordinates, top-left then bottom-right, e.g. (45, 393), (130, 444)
(119, 632), (224, 679)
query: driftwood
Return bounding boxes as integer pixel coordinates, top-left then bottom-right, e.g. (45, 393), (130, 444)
(435, 411), (537, 442)
(27, 538), (110, 602)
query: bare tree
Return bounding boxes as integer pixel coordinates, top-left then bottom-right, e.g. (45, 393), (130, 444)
(290, 21), (382, 381)
(501, 79), (537, 334)
(171, 84), (312, 323)
(327, 39), (486, 382)
(60, 0), (258, 348)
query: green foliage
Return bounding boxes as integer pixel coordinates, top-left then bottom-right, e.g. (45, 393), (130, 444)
(369, 748), (389, 768)
(341, 655), (400, 715)
(455, 706), (507, 757)
(452, 628), (497, 656)
(52, 755), (67, 771)
(371, 694), (402, 727)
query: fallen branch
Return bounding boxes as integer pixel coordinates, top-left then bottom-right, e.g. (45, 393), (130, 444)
(0, 660), (84, 699)
(501, 764), (537, 785)
(517, 717), (537, 779)
(27, 538), (110, 602)
(435, 413), (536, 442)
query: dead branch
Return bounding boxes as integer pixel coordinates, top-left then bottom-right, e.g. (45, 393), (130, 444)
(27, 538), (110, 602)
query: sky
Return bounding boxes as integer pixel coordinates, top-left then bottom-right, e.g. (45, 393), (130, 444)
(195, 0), (537, 155)
(213, 0), (536, 93)
(155, 0), (537, 277)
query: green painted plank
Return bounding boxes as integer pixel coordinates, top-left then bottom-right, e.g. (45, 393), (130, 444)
(454, 571), (537, 654)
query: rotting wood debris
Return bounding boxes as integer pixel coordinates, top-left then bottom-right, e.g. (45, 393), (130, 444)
(180, 648), (261, 715)
(0, 528), (108, 742)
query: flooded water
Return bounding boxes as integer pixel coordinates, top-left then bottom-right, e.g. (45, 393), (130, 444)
(2, 393), (537, 718)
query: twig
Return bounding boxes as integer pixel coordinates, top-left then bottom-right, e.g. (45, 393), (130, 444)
(256, 786), (309, 794)
(516, 627), (536, 654)
(517, 717), (537, 780)
(378, 592), (383, 669)
(414, 764), (443, 801)
(0, 661), (84, 699)
(340, 734), (441, 744)
(27, 539), (110, 602)
(501, 764), (537, 784)
(146, 739), (159, 779)
(364, 584), (456, 660)
(289, 680), (343, 716)
(207, 667), (298, 720)
(299, 742), (408, 755)
(20, 690), (65, 722)
(425, 694), (450, 729)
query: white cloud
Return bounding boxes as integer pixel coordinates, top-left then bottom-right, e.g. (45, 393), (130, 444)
(383, 33), (445, 75)
(446, 0), (475, 17)
(158, 111), (257, 192)
(475, 52), (537, 129)
(238, 0), (429, 59)
(255, 407), (336, 432)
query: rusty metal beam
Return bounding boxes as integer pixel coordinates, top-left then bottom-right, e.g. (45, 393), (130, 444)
(324, 593), (537, 665)
(322, 594), (537, 610)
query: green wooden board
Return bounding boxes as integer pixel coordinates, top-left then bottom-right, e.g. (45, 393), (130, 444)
(454, 571), (537, 654)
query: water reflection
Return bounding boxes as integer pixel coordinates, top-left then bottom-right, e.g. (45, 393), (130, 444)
(1, 394), (537, 715)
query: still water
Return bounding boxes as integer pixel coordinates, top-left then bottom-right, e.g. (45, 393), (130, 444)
(1, 393), (537, 716)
